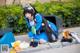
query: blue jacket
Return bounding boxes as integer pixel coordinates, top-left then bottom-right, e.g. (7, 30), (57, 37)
(25, 13), (42, 31)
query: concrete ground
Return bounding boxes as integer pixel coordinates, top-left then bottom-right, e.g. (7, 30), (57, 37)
(34, 44), (80, 53)
(15, 27), (80, 53)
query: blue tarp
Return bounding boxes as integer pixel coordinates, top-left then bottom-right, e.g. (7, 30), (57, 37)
(0, 32), (15, 48)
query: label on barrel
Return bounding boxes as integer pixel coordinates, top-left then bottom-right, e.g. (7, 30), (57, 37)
(0, 44), (9, 53)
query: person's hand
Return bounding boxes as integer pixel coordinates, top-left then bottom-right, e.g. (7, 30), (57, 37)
(42, 23), (45, 26)
(30, 38), (34, 42)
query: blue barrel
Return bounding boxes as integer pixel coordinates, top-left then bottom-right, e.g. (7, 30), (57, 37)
(0, 32), (15, 48)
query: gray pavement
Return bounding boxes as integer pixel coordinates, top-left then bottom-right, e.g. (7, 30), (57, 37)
(34, 44), (80, 53)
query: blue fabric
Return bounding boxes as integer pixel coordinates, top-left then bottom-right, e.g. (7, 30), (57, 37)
(0, 32), (15, 48)
(28, 32), (48, 41)
(25, 13), (42, 31)
(47, 21), (58, 39)
(38, 32), (48, 41)
(28, 31), (39, 40)
(35, 14), (42, 31)
(48, 21), (58, 33)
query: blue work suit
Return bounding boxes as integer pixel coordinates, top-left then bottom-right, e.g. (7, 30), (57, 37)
(25, 13), (58, 42)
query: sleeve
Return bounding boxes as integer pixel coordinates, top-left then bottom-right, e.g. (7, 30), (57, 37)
(24, 17), (31, 29)
(35, 14), (42, 31)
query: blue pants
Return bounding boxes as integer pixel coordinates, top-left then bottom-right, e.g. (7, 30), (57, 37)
(28, 32), (48, 42)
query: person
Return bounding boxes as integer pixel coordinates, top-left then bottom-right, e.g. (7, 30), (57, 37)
(61, 30), (80, 43)
(23, 4), (58, 47)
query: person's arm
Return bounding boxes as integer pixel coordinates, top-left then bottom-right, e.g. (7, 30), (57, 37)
(24, 17), (31, 31)
(35, 14), (42, 31)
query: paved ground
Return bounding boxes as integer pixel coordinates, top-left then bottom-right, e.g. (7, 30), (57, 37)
(34, 44), (80, 53)
(15, 27), (80, 53)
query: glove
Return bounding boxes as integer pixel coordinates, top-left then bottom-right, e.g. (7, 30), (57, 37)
(31, 26), (36, 34)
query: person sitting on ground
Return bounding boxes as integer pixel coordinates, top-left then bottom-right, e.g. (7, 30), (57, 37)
(23, 4), (58, 47)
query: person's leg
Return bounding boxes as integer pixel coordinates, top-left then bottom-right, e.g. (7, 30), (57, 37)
(28, 32), (39, 47)
(28, 32), (34, 39)
(38, 32), (48, 43)
(28, 31), (40, 41)
(48, 21), (59, 40)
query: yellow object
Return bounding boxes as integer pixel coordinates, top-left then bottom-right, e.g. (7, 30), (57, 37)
(14, 46), (21, 52)
(11, 41), (29, 52)
(11, 41), (21, 52)
(13, 41), (21, 48)
(10, 48), (16, 53)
